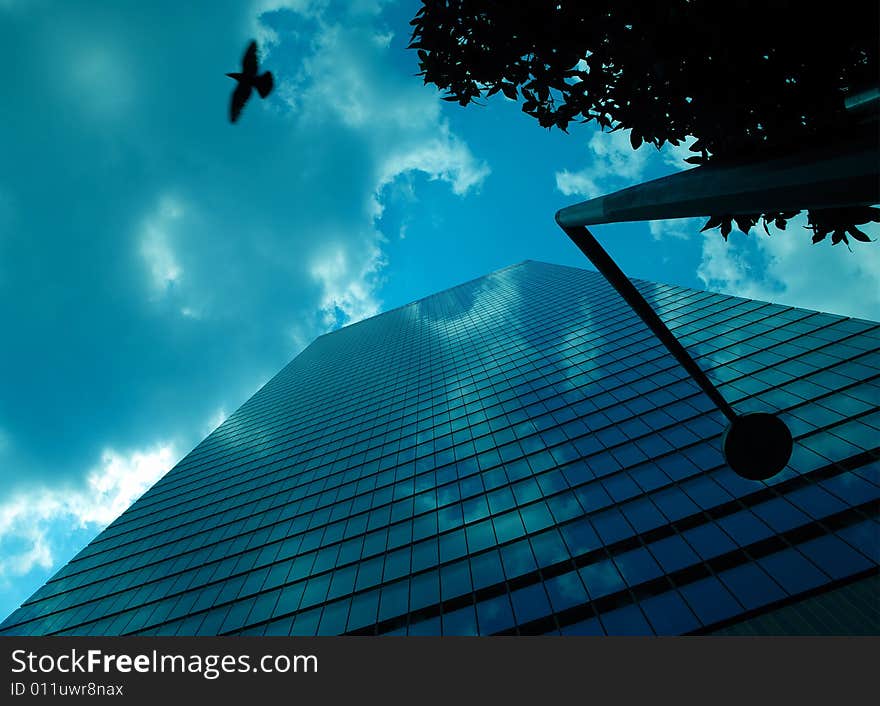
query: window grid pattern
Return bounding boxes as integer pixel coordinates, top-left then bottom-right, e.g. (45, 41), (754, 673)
(1, 261), (877, 636)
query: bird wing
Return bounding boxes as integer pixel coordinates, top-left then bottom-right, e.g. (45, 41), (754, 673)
(255, 71), (274, 99)
(230, 82), (252, 123)
(242, 40), (258, 77)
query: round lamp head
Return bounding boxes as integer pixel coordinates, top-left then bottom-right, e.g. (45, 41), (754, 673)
(722, 412), (793, 481)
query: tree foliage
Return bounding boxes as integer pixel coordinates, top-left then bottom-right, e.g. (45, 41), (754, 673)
(409, 1), (879, 245)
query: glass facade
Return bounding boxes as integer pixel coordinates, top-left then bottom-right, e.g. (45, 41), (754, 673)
(1, 260), (877, 636)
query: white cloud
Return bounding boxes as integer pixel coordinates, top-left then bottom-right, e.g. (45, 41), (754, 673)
(648, 217), (703, 241)
(0, 444), (177, 581)
(127, 5), (490, 343)
(286, 324), (314, 357)
(554, 169), (600, 200)
(697, 216), (880, 320)
(201, 408), (229, 437)
(555, 128), (652, 199)
(70, 447), (177, 526)
(376, 127), (491, 199)
(371, 30), (394, 47)
(284, 18), (490, 200)
(249, 0), (328, 47)
(255, 5), (488, 329)
(310, 238), (386, 327)
(555, 130), (696, 198)
(250, 0), (390, 53)
(139, 195), (184, 298)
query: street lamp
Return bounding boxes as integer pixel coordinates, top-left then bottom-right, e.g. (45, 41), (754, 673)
(555, 127), (878, 481)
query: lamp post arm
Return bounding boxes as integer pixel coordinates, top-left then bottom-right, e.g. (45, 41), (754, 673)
(560, 224), (738, 423)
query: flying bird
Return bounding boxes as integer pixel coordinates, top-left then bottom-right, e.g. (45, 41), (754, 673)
(226, 40), (274, 123)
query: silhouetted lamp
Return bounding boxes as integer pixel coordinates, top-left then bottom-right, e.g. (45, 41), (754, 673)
(722, 413), (793, 481)
(555, 117), (878, 481)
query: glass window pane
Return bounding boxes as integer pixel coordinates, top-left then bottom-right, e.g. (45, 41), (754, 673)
(717, 562), (786, 611)
(510, 583), (552, 625)
(579, 558), (625, 599)
(476, 595), (516, 634)
(640, 590), (700, 635)
(544, 571), (589, 612)
(599, 603), (652, 635)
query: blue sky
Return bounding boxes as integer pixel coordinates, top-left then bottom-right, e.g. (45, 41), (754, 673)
(1, 0), (877, 621)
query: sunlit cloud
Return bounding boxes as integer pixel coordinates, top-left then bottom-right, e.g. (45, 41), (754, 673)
(648, 217), (703, 242)
(0, 444), (178, 583)
(377, 128), (491, 199)
(139, 195), (185, 298)
(555, 129), (652, 199)
(555, 130), (695, 199)
(250, 0), (328, 47)
(697, 217), (880, 320)
(202, 408), (229, 438)
(257, 2), (488, 327)
(309, 240), (386, 327)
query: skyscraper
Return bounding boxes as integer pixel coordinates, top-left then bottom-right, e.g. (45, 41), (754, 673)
(2, 261), (878, 636)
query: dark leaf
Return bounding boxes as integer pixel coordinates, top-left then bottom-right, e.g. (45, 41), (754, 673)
(847, 226), (872, 242)
(407, 0), (879, 258)
(734, 216), (757, 235)
(501, 82), (518, 100)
